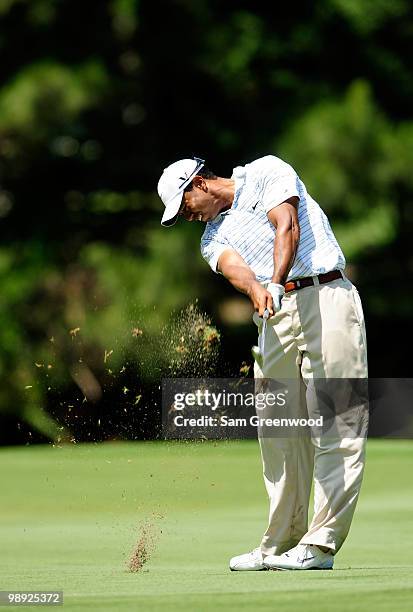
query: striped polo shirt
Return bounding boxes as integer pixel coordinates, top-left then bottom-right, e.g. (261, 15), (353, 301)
(200, 155), (345, 283)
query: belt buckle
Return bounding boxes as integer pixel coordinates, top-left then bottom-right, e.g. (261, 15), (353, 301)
(295, 279), (301, 289)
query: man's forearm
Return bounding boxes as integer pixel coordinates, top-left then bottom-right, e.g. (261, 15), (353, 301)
(272, 226), (300, 285)
(218, 250), (274, 315)
(221, 264), (260, 298)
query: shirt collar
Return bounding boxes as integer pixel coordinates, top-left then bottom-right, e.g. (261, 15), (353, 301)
(231, 165), (246, 208)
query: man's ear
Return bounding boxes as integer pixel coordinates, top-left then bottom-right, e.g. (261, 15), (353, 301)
(192, 175), (208, 191)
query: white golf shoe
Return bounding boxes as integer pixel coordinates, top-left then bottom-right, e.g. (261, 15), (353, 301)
(264, 544), (334, 571)
(229, 547), (267, 571)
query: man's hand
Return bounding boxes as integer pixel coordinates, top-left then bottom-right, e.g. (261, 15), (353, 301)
(247, 281), (274, 317)
(267, 282), (285, 312)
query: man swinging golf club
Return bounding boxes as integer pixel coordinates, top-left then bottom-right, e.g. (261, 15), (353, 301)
(157, 154), (368, 571)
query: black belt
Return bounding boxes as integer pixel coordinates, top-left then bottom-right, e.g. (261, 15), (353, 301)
(284, 270), (343, 293)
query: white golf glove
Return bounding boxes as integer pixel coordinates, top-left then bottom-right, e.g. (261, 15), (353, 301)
(267, 282), (285, 312)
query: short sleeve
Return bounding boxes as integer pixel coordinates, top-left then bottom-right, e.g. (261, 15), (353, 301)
(260, 162), (300, 214)
(200, 234), (231, 274)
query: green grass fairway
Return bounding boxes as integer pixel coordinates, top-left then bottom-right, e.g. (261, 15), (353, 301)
(1, 440), (412, 611)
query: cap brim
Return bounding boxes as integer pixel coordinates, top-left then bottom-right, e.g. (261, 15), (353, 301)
(161, 191), (183, 227)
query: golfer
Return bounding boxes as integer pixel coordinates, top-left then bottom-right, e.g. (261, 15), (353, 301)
(157, 155), (368, 571)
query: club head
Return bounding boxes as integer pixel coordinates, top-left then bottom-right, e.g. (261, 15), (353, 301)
(251, 345), (263, 368)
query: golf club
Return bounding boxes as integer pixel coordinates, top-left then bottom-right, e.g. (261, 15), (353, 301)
(251, 308), (270, 365)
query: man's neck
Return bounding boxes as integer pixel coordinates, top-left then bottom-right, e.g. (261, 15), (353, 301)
(214, 177), (236, 213)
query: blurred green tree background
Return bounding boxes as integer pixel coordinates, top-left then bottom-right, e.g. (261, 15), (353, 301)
(1, 0), (412, 443)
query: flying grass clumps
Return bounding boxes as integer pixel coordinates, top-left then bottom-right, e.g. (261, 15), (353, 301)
(127, 515), (163, 573)
(163, 303), (221, 377)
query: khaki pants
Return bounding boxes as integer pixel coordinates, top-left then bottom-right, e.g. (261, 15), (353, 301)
(253, 276), (368, 555)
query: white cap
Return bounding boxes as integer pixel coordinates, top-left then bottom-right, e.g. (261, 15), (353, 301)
(157, 157), (205, 226)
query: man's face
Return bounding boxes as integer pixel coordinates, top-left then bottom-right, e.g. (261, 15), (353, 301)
(179, 177), (220, 223)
